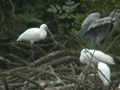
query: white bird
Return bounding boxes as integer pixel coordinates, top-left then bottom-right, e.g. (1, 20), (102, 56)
(17, 24), (48, 60)
(98, 62), (111, 86)
(17, 24), (48, 44)
(79, 48), (115, 65)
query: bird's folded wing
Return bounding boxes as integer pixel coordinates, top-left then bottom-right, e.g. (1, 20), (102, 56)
(87, 17), (113, 32)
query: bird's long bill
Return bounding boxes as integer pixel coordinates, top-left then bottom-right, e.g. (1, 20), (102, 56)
(47, 28), (57, 45)
(47, 28), (51, 34)
(47, 28), (55, 39)
(46, 28), (52, 35)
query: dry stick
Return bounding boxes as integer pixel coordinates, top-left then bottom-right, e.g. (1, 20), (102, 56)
(105, 34), (120, 52)
(97, 69), (111, 85)
(107, 8), (117, 34)
(78, 64), (91, 81)
(32, 50), (66, 66)
(0, 56), (21, 66)
(0, 66), (54, 87)
(10, 72), (44, 90)
(7, 53), (31, 66)
(103, 8), (117, 50)
(56, 83), (75, 89)
(8, 0), (15, 14)
(0, 83), (24, 88)
(0, 11), (5, 25)
(2, 67), (28, 74)
(23, 74), (37, 87)
(49, 56), (78, 67)
(70, 64), (76, 75)
(32, 49), (79, 67)
(61, 76), (78, 83)
(47, 29), (58, 46)
(1, 76), (9, 90)
(48, 65), (65, 85)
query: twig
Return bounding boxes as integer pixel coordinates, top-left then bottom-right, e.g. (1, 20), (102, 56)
(32, 50), (66, 66)
(0, 11), (5, 25)
(49, 56), (78, 67)
(0, 66), (29, 75)
(105, 34), (120, 52)
(103, 8), (117, 44)
(10, 72), (44, 90)
(48, 65), (65, 85)
(8, 0), (15, 15)
(70, 64), (76, 75)
(1, 76), (9, 90)
(32, 49), (79, 66)
(97, 69), (112, 85)
(47, 29), (58, 46)
(78, 64), (91, 82)
(7, 53), (31, 66)
(0, 83), (24, 88)
(45, 83), (74, 90)
(0, 56), (21, 66)
(48, 65), (60, 80)
(61, 76), (78, 83)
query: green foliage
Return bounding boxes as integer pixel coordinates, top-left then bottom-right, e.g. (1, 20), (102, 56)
(47, 0), (80, 20)
(0, 0), (120, 90)
(16, 14), (42, 23)
(0, 0), (120, 49)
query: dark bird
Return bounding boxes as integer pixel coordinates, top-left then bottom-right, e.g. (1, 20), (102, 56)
(80, 11), (117, 49)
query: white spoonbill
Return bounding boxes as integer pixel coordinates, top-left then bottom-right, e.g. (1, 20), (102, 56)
(98, 62), (111, 86)
(79, 48), (115, 65)
(17, 24), (48, 60)
(17, 24), (48, 44)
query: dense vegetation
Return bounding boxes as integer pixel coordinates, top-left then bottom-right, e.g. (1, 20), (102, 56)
(0, 0), (120, 90)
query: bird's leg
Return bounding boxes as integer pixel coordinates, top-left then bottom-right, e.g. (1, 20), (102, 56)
(90, 37), (96, 49)
(30, 43), (35, 61)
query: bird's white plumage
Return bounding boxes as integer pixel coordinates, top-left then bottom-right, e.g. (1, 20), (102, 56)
(17, 24), (48, 44)
(79, 48), (115, 65)
(98, 62), (111, 86)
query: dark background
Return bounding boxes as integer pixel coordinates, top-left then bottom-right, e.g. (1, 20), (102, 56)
(0, 0), (120, 90)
